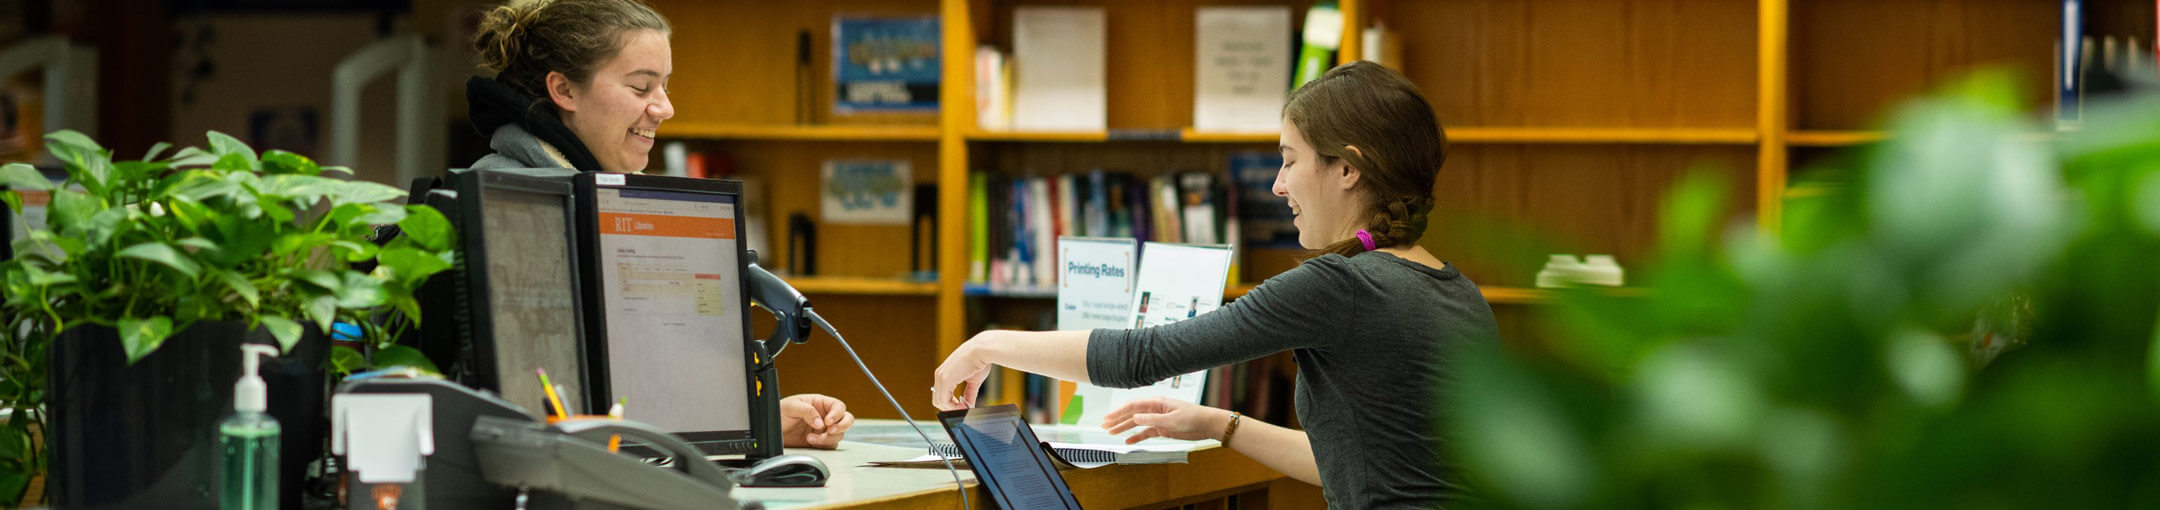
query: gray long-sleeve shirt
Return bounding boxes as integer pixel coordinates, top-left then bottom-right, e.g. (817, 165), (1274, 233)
(1089, 251), (1498, 508)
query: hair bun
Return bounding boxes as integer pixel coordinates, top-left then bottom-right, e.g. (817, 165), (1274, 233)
(473, 3), (540, 77)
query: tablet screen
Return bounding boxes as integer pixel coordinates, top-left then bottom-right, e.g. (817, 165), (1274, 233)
(938, 405), (1084, 509)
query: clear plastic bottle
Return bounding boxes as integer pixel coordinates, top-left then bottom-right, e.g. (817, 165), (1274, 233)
(220, 344), (280, 510)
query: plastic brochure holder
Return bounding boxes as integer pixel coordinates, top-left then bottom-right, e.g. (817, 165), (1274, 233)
(470, 416), (742, 510)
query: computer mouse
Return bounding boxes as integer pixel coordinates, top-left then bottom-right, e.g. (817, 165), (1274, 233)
(737, 454), (829, 487)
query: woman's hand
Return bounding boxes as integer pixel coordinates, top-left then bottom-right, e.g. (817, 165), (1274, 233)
(932, 331), (1000, 411)
(1102, 397), (1233, 444)
(779, 394), (854, 449)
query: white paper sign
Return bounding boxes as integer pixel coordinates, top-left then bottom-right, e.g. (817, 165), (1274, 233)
(820, 159), (912, 225)
(1194, 6), (1292, 132)
(1012, 6), (1107, 131)
(1069, 242), (1234, 429)
(1056, 237), (1138, 331)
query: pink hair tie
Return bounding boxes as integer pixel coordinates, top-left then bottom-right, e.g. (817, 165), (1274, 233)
(1355, 229), (1377, 251)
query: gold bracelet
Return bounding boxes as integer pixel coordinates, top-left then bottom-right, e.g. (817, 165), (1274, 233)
(1221, 412), (1243, 447)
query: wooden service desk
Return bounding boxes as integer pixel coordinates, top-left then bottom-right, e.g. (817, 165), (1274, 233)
(729, 420), (1317, 509)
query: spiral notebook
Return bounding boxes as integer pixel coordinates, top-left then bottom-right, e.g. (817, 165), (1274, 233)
(927, 440), (1188, 466)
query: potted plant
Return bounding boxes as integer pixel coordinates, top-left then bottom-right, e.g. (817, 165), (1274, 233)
(0, 130), (455, 508)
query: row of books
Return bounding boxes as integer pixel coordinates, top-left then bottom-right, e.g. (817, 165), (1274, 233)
(974, 4), (1372, 133)
(964, 152), (1297, 292)
(2055, 0), (2159, 126)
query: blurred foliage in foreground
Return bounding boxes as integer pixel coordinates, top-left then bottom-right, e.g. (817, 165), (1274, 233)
(1449, 72), (2160, 508)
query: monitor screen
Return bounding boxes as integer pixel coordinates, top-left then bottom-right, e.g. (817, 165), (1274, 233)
(586, 184), (754, 447)
(454, 170), (587, 417)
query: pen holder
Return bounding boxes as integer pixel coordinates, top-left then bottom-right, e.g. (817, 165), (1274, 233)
(545, 415), (624, 452)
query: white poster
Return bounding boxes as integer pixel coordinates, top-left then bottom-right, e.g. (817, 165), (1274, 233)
(1068, 242), (1234, 429)
(1193, 6), (1292, 132)
(1056, 237), (1138, 331)
(820, 159), (912, 225)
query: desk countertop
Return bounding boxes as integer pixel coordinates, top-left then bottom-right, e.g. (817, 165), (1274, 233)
(730, 419), (1288, 509)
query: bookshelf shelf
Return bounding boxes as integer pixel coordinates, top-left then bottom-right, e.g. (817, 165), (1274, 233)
(1448, 127), (1759, 145)
(1787, 130), (1886, 147)
(964, 128), (1281, 144)
(665, 122), (940, 142)
(1788, 129), (2062, 147)
(785, 275), (940, 296)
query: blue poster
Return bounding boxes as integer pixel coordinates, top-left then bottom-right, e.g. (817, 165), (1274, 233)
(833, 16), (941, 114)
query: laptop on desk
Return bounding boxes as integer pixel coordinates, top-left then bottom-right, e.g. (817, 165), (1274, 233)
(938, 405), (1085, 509)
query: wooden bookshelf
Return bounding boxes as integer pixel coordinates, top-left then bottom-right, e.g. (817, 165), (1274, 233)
(641, 0), (2157, 442)
(666, 122), (940, 142)
(786, 275), (940, 296)
(1449, 127), (1759, 145)
(1787, 130), (1887, 147)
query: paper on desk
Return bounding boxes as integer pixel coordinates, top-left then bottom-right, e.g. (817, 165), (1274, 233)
(870, 453), (1116, 470)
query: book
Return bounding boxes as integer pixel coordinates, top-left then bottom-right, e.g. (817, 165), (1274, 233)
(974, 46), (1012, 129)
(1292, 2), (1344, 90)
(820, 159), (912, 225)
(1229, 151), (1297, 248)
(1361, 21), (1403, 70)
(1012, 6), (1107, 131)
(1192, 6), (1293, 132)
(832, 16), (941, 115)
(2059, 0), (2083, 125)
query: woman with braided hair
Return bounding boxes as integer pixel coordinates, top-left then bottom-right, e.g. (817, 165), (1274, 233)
(932, 61), (1497, 508)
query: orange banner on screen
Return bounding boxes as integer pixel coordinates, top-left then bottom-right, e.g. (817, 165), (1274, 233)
(598, 213), (736, 239)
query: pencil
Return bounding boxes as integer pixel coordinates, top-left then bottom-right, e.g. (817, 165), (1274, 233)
(537, 368), (568, 418)
(608, 398), (626, 452)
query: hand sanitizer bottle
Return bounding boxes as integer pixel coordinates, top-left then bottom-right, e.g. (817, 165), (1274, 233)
(221, 344), (280, 510)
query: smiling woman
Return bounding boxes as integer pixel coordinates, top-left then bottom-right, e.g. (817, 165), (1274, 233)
(466, 0), (672, 174)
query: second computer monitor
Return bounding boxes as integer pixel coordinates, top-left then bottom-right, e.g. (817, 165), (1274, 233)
(574, 173), (762, 455)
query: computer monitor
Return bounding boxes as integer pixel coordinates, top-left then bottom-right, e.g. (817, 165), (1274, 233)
(572, 173), (778, 459)
(426, 169), (591, 418)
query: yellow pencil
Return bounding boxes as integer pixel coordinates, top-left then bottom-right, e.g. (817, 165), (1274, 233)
(537, 368), (568, 418)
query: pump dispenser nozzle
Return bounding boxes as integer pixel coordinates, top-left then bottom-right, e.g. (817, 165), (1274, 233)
(235, 344), (278, 413)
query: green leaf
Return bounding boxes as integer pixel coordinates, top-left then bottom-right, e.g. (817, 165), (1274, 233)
(47, 188), (98, 232)
(117, 242), (202, 279)
(167, 146), (218, 168)
(175, 237), (220, 252)
(260, 200), (294, 224)
(375, 247), (455, 287)
(295, 269), (343, 292)
(0, 191), (17, 215)
(336, 271), (387, 308)
(0, 163), (53, 191)
(143, 141), (172, 161)
(213, 153), (254, 172)
(258, 316), (304, 353)
(206, 130), (259, 170)
(371, 345), (440, 374)
(330, 345), (368, 375)
(330, 240), (379, 263)
(113, 161), (169, 190)
(45, 130), (111, 192)
(272, 232), (335, 257)
(259, 174), (344, 202)
(399, 205), (454, 251)
(333, 180), (407, 204)
(218, 270), (260, 307)
(260, 150), (321, 175)
(305, 294), (338, 332)
(118, 315), (175, 363)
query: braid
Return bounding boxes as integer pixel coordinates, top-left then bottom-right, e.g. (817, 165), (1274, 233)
(1314, 196), (1434, 257)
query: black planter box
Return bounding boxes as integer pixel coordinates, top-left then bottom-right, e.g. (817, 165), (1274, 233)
(46, 321), (327, 510)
